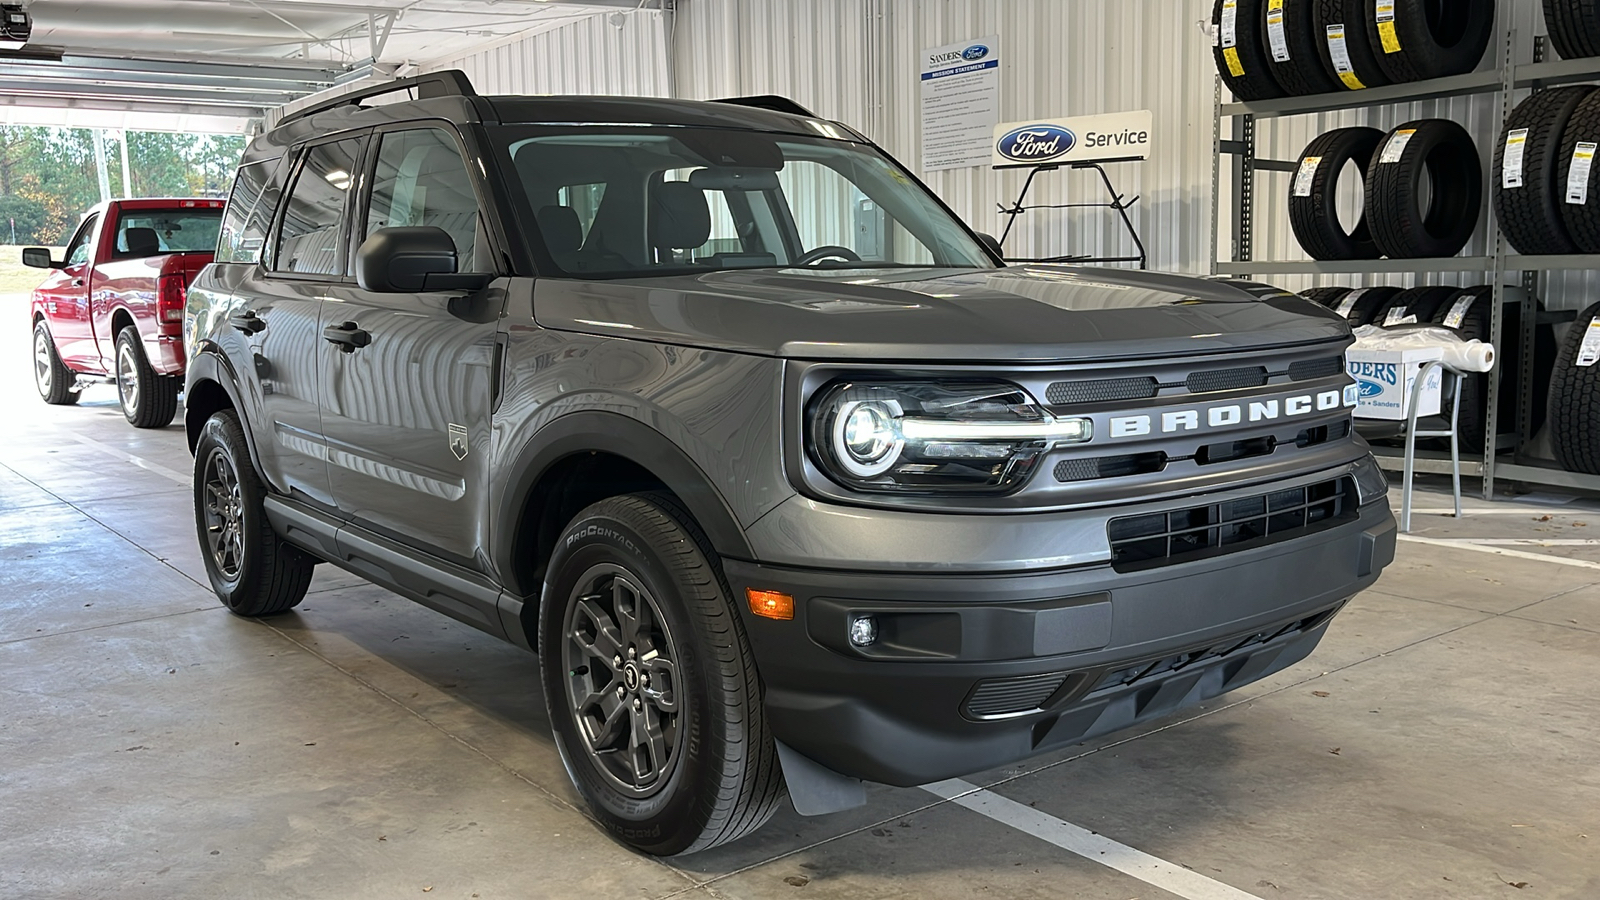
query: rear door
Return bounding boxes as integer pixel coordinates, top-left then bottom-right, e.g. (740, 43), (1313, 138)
(318, 124), (502, 572)
(36, 212), (103, 370)
(232, 133), (369, 508)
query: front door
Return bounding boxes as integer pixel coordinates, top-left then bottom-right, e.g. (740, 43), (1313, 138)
(318, 125), (501, 567)
(36, 213), (101, 370)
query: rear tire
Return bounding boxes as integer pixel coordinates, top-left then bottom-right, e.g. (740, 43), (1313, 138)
(116, 326), (180, 428)
(193, 410), (314, 617)
(33, 320), (79, 406)
(539, 493), (784, 856)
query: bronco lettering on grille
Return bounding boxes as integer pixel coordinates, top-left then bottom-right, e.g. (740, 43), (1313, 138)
(1107, 390), (1353, 440)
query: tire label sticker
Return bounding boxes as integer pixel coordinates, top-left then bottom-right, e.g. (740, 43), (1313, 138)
(1224, 46), (1246, 77)
(1566, 141), (1597, 205)
(1502, 128), (1529, 189)
(1326, 25), (1368, 90)
(1380, 128), (1417, 164)
(1294, 155), (1323, 196)
(1267, 1), (1291, 62)
(1221, 0), (1238, 47)
(1444, 295), (1476, 329)
(1335, 288), (1367, 318)
(1376, 0), (1402, 53)
(1578, 316), (1600, 367)
(1383, 306), (1416, 326)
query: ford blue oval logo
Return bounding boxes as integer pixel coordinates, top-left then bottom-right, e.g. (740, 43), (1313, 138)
(996, 124), (1076, 163)
(1357, 380), (1385, 398)
(962, 44), (989, 61)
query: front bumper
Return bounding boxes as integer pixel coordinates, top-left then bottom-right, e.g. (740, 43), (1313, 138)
(726, 498), (1395, 787)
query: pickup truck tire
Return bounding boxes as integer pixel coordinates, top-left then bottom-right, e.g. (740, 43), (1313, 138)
(1556, 89), (1600, 252)
(1544, 0), (1600, 60)
(1494, 86), (1595, 255)
(540, 492), (784, 856)
(1365, 0), (1495, 83)
(1367, 119), (1482, 258)
(1548, 301), (1600, 473)
(193, 410), (314, 616)
(115, 326), (180, 428)
(32, 320), (79, 406)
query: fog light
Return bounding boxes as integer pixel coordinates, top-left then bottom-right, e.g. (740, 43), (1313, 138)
(848, 614), (878, 647)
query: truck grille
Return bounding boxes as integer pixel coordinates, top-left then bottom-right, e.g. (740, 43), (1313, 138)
(1044, 355), (1343, 409)
(1054, 452), (1167, 482)
(1107, 477), (1356, 570)
(1046, 377), (1158, 405)
(1288, 356), (1343, 381)
(1185, 366), (1266, 393)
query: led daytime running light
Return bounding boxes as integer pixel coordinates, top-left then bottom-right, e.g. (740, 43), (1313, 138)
(899, 415), (1091, 444)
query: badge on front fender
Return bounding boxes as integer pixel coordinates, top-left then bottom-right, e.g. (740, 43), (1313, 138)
(448, 423), (468, 460)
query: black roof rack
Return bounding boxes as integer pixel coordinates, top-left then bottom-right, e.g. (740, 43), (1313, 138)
(710, 95), (816, 118)
(277, 69), (476, 127)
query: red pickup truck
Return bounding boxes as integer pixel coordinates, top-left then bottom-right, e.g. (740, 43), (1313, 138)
(25, 198), (224, 427)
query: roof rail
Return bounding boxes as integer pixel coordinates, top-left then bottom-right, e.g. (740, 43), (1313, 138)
(277, 69), (476, 127)
(710, 95), (816, 118)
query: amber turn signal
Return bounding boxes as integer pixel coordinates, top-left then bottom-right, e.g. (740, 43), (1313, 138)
(746, 588), (794, 620)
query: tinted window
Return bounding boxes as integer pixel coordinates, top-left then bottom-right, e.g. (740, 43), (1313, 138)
(64, 214), (99, 267)
(273, 137), (363, 275)
(364, 127), (483, 271)
(113, 209), (223, 259)
(217, 161), (271, 263)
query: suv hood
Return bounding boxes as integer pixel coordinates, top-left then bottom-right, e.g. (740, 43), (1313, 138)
(533, 266), (1352, 362)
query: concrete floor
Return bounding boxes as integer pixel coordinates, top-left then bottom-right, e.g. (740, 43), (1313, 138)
(3, 304), (1598, 900)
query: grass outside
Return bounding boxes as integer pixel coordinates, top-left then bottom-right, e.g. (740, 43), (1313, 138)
(0, 246), (60, 295)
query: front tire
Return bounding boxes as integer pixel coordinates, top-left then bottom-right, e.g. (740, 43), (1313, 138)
(33, 321), (79, 406)
(539, 493), (784, 856)
(193, 410), (314, 616)
(116, 326), (179, 428)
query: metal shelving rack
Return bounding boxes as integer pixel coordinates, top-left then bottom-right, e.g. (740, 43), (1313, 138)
(1211, 1), (1600, 498)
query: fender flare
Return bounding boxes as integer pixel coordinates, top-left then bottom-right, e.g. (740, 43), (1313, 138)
(494, 411), (756, 597)
(184, 347), (268, 478)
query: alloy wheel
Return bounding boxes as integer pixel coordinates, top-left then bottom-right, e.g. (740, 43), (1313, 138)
(562, 563), (683, 797)
(117, 342), (140, 417)
(33, 329), (52, 398)
(201, 447), (245, 579)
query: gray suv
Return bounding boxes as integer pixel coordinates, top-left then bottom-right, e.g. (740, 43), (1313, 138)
(184, 71), (1396, 855)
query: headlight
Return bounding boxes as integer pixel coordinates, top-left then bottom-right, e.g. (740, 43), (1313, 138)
(808, 381), (1091, 493)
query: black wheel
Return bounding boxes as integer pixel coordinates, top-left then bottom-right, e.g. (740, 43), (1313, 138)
(115, 326), (180, 428)
(1544, 0), (1600, 60)
(1367, 119), (1482, 259)
(1365, 0), (1494, 83)
(540, 493), (784, 856)
(1557, 88), (1600, 252)
(1542, 302), (1600, 473)
(1302, 285), (1355, 307)
(1314, 0), (1395, 90)
(1213, 0), (1286, 101)
(1371, 284), (1459, 327)
(193, 410), (314, 616)
(1262, 0), (1342, 95)
(1289, 127), (1387, 259)
(1332, 285), (1403, 325)
(32, 320), (79, 406)
(1496, 86), (1595, 255)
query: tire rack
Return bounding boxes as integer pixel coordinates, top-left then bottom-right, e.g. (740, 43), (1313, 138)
(1211, 3), (1600, 499)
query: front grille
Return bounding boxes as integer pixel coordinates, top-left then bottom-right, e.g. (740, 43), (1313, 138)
(1185, 366), (1267, 393)
(1046, 377), (1158, 405)
(965, 672), (1069, 718)
(1107, 477), (1356, 570)
(1054, 452), (1167, 482)
(1288, 356), (1343, 381)
(1088, 608), (1340, 694)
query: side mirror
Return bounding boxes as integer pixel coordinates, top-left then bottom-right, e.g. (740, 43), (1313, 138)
(974, 232), (1005, 260)
(21, 247), (59, 269)
(355, 226), (490, 293)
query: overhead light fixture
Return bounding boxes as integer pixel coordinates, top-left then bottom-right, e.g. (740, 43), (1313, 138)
(0, 3), (31, 52)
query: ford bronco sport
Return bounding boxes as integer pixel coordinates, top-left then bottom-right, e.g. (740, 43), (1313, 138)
(184, 71), (1396, 855)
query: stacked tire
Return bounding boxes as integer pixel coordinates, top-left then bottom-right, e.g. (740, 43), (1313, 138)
(1211, 0), (1496, 98)
(1544, 0), (1600, 61)
(1291, 121), (1481, 260)
(1494, 87), (1600, 254)
(1551, 302), (1600, 472)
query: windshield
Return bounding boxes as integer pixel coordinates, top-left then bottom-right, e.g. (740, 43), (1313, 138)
(496, 126), (995, 278)
(112, 209), (224, 259)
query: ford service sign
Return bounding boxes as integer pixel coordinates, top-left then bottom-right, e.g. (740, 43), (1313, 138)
(996, 125), (1075, 163)
(991, 110), (1154, 168)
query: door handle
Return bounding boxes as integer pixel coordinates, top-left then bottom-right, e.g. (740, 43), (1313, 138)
(322, 321), (372, 353)
(228, 310), (267, 334)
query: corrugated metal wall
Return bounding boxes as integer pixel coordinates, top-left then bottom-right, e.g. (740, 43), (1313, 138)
(421, 9), (672, 97)
(674, 0), (1219, 273)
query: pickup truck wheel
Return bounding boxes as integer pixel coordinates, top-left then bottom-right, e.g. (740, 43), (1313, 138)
(33, 321), (79, 406)
(193, 410), (314, 616)
(115, 326), (179, 428)
(539, 493), (784, 855)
